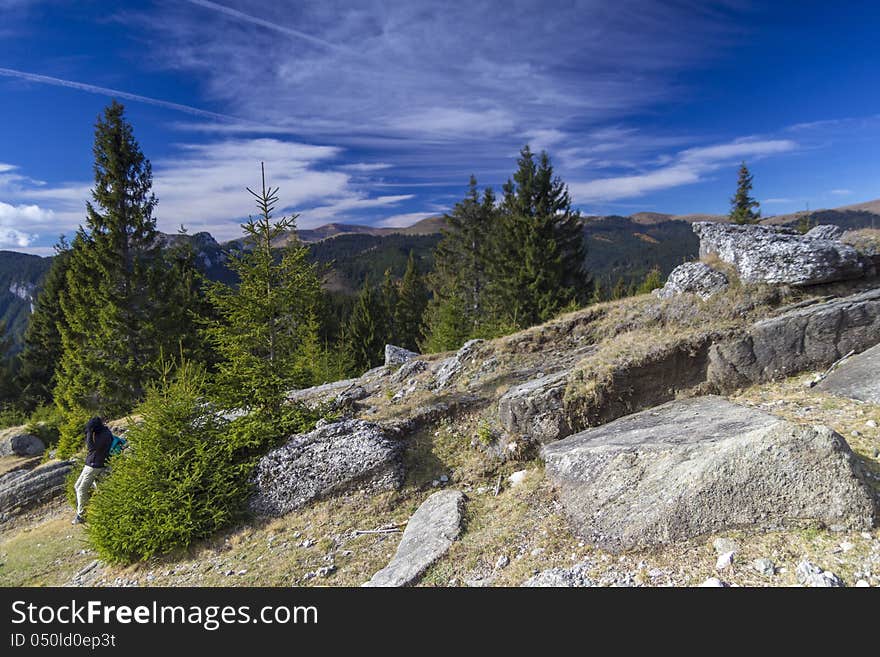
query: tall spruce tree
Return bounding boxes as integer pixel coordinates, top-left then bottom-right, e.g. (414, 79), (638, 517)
(204, 163), (322, 414)
(729, 162), (761, 224)
(379, 268), (399, 346)
(423, 176), (498, 350)
(493, 146), (588, 327)
(54, 101), (175, 421)
(17, 239), (71, 410)
(395, 251), (428, 351)
(346, 278), (385, 373)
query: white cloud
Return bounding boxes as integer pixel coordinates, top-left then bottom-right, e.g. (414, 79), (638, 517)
(0, 201), (52, 246)
(829, 188), (852, 196)
(570, 138), (798, 202)
(763, 198), (796, 204)
(301, 194), (414, 228)
(375, 211), (436, 228)
(1, 138), (419, 244)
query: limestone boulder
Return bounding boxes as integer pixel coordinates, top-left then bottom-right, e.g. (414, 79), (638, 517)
(653, 261), (729, 300)
(693, 221), (865, 286)
(249, 419), (403, 517)
(542, 396), (877, 552)
(0, 427), (46, 457)
(498, 371), (572, 443)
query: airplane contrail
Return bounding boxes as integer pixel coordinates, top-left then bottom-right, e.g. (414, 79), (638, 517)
(182, 0), (354, 54)
(0, 66), (238, 121)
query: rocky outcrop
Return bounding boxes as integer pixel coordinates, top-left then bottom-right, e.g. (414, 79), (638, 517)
(805, 225), (845, 241)
(498, 371), (572, 443)
(816, 343), (880, 403)
(693, 222), (865, 286)
(0, 427), (45, 457)
(653, 262), (729, 300)
(0, 460), (73, 518)
(385, 344), (419, 367)
(249, 419), (403, 517)
(708, 288), (880, 389)
(542, 396), (877, 552)
(364, 489), (465, 587)
(433, 339), (485, 389)
(522, 562), (595, 587)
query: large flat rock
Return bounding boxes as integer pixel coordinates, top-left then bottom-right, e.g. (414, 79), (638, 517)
(542, 396), (877, 552)
(816, 343), (880, 403)
(249, 419), (403, 517)
(364, 489), (465, 587)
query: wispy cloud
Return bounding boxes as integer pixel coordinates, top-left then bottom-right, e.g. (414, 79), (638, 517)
(181, 0), (353, 53)
(569, 138), (798, 202)
(2, 139), (418, 242)
(829, 188), (852, 196)
(0, 67), (238, 121)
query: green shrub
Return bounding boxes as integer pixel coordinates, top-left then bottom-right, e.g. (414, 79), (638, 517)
(0, 406), (27, 429)
(85, 361), (319, 562)
(26, 404), (64, 449)
(55, 408), (91, 459)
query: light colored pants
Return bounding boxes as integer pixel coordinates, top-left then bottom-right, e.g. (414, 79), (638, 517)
(74, 465), (105, 515)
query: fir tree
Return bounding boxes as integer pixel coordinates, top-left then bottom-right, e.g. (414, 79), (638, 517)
(636, 267), (664, 294)
(611, 277), (629, 300)
(729, 162), (761, 224)
(346, 278), (385, 373)
(18, 239), (71, 410)
(54, 101), (176, 421)
(395, 251), (428, 351)
(423, 176), (498, 350)
(159, 228), (216, 368)
(379, 268), (399, 346)
(204, 163), (322, 414)
(493, 146), (588, 326)
(420, 289), (470, 354)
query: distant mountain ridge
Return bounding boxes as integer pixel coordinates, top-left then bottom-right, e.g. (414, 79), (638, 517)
(2, 198), (878, 352)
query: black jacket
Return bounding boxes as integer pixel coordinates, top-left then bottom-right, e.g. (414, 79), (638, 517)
(85, 425), (113, 468)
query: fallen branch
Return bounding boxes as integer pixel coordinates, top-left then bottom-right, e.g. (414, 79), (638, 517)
(494, 473), (502, 497)
(353, 523), (405, 536)
(808, 349), (855, 387)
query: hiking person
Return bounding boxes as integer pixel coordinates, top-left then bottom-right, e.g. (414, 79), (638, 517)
(72, 416), (113, 525)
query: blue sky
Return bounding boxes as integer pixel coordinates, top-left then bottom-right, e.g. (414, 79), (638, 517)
(1, 0), (879, 254)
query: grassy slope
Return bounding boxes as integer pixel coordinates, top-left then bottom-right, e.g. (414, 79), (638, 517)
(3, 367), (878, 588)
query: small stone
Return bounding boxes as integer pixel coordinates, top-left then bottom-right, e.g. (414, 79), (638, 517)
(508, 470), (528, 487)
(431, 479), (440, 487)
(237, 569), (247, 575)
(873, 448), (879, 458)
(301, 538), (315, 548)
(851, 430), (862, 438)
(715, 551), (735, 570)
(495, 555), (510, 569)
(439, 474), (449, 483)
(839, 541), (855, 552)
(861, 532), (873, 540)
(796, 560), (844, 587)
(316, 565), (336, 577)
(866, 420), (877, 429)
(752, 558), (775, 576)
(855, 579), (870, 587)
(530, 547), (545, 557)
(712, 538), (739, 554)
(699, 577), (726, 587)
